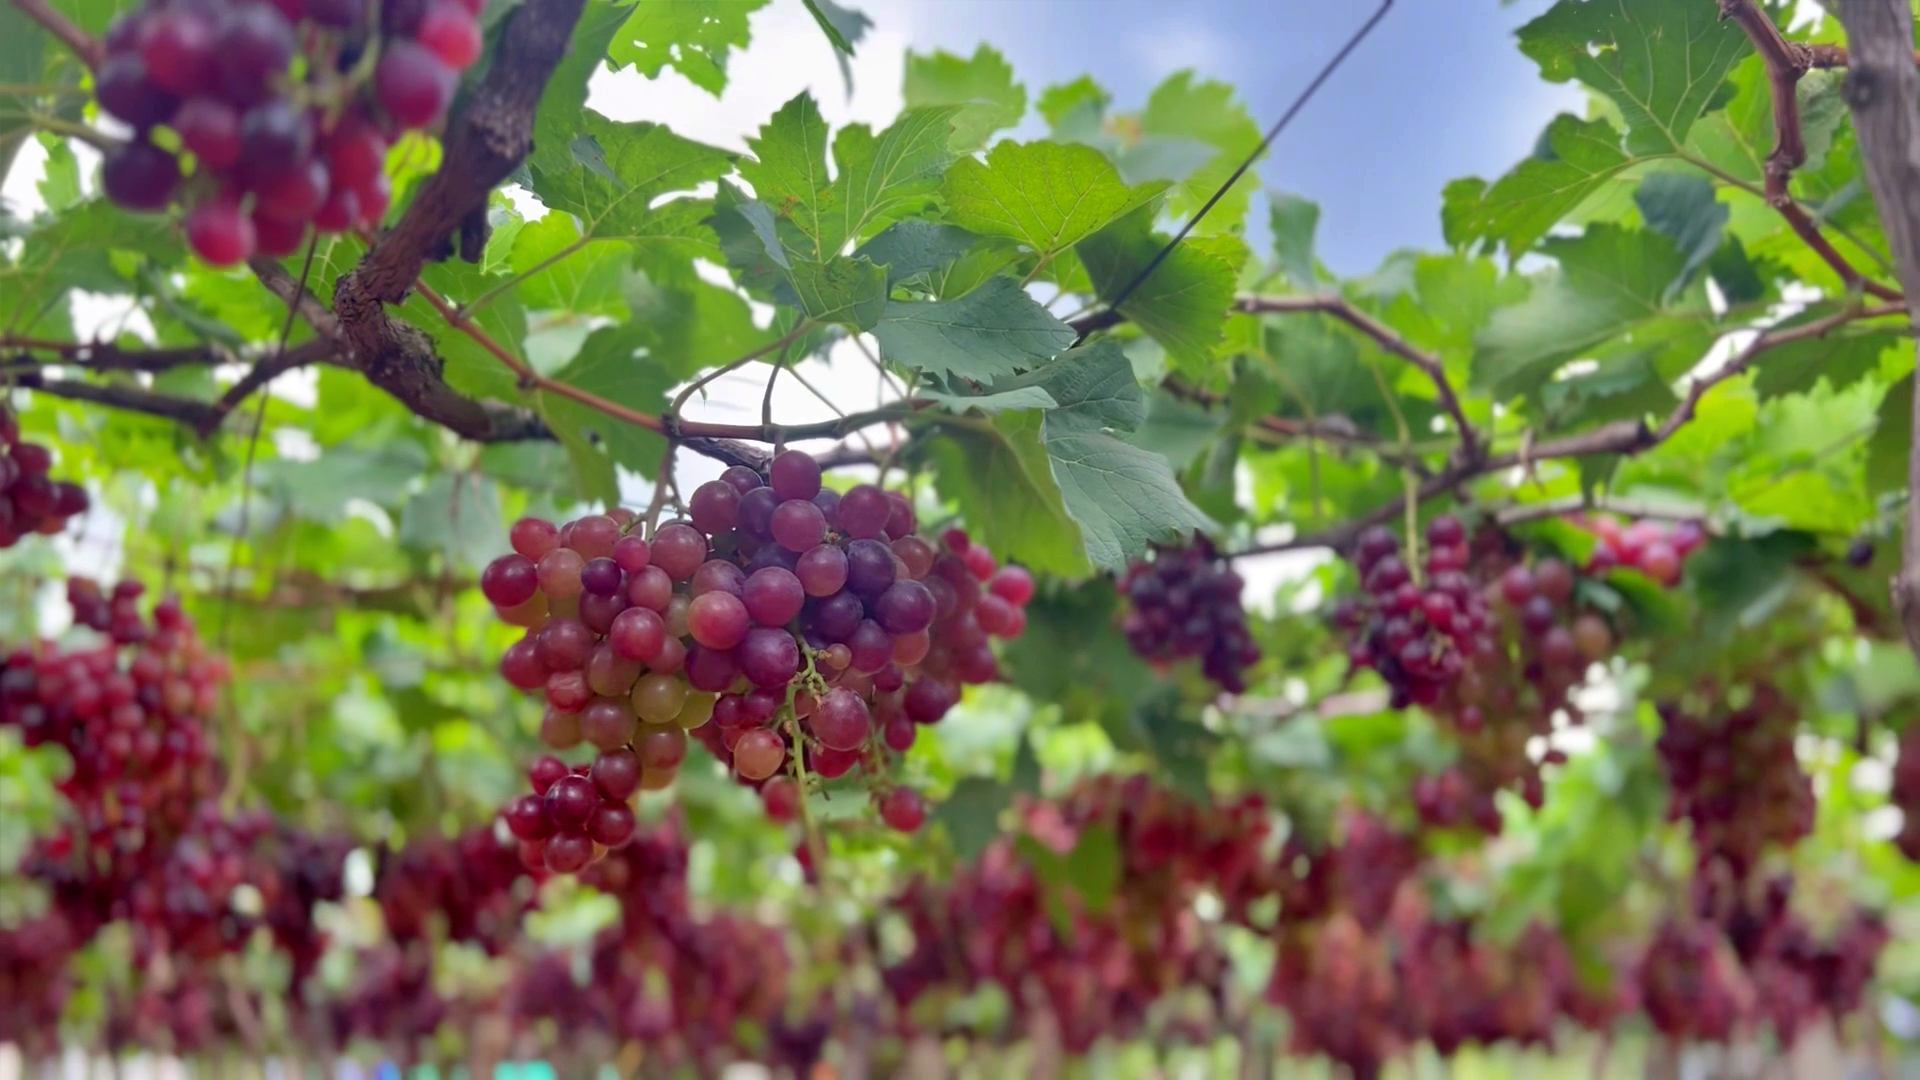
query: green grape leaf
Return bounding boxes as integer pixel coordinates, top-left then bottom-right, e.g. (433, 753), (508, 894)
(527, 113), (734, 259)
(742, 93), (956, 257)
(1750, 320), (1899, 401)
(920, 384), (1059, 414)
(870, 276), (1075, 385)
(1270, 191), (1321, 288)
(607, 0), (772, 95)
(1443, 114), (1632, 258)
(927, 412), (1090, 578)
(936, 778), (1012, 861)
(802, 0), (869, 54)
(1037, 75), (1110, 138)
(1633, 171), (1726, 302)
(903, 45), (1026, 152)
(507, 213), (629, 316)
(1869, 374), (1913, 497)
(398, 473), (505, 570)
(1536, 349), (1677, 430)
(942, 140), (1168, 259)
(1517, 0), (1747, 155)
(1078, 207), (1244, 372)
(1474, 225), (1709, 398)
(2, 200), (179, 336)
(786, 256), (887, 330)
(1018, 821), (1121, 932)
(855, 220), (982, 290)
(1137, 71), (1263, 231)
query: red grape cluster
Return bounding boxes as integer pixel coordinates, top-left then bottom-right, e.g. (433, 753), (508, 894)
(1635, 917), (1751, 1042)
(0, 407), (88, 547)
(1334, 521), (1620, 833)
(1685, 871), (1890, 1045)
(374, 825), (531, 951)
(1894, 719), (1920, 861)
(1119, 536), (1260, 693)
(1655, 683), (1814, 880)
(483, 449), (1033, 872)
(513, 821), (793, 1066)
(96, 0), (483, 264)
(1577, 514), (1706, 584)
(0, 914), (78, 1059)
(1332, 516), (1493, 709)
(884, 776), (1276, 1053)
(3, 583), (228, 936)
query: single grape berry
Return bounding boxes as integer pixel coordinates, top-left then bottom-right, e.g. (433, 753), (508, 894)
(416, 2), (482, 69)
(102, 142), (181, 213)
(185, 198), (256, 266)
(375, 42), (456, 129)
(174, 98), (242, 170)
(879, 787), (926, 832)
(769, 449), (823, 501)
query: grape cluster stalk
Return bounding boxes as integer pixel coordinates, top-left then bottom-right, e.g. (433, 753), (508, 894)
(0, 406), (88, 547)
(1120, 536), (1260, 693)
(483, 450), (1033, 873)
(96, 0), (484, 264)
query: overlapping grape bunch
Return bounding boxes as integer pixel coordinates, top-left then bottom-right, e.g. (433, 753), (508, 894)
(1577, 513), (1706, 584)
(1332, 517), (1623, 832)
(2, 581), (228, 936)
(96, 0), (483, 264)
(1119, 535), (1260, 693)
(482, 450), (1034, 873)
(1654, 682), (1814, 881)
(0, 406), (88, 547)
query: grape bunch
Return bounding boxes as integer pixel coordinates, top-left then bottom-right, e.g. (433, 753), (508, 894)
(0, 406), (88, 547)
(1331, 516), (1493, 709)
(1119, 536), (1260, 693)
(1894, 720), (1920, 861)
(1332, 519), (1620, 831)
(1635, 917), (1752, 1043)
(1655, 683), (1814, 880)
(1577, 514), (1706, 584)
(96, 0), (484, 264)
(483, 449), (1033, 873)
(2, 583), (229, 936)
(374, 825), (530, 951)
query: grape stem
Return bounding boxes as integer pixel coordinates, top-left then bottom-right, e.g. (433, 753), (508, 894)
(10, 0), (102, 69)
(785, 650), (830, 888)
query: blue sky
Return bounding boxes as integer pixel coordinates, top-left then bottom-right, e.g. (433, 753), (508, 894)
(880, 0), (1583, 274)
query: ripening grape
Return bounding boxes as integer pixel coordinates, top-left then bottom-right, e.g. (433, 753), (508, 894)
(1122, 536), (1259, 693)
(482, 457), (1031, 864)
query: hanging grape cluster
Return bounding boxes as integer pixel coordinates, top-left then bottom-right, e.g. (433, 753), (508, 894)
(0, 406), (88, 547)
(1332, 518), (1626, 833)
(0, 581), (355, 1057)
(483, 450), (1033, 873)
(96, 0), (483, 264)
(1578, 514), (1707, 584)
(1119, 535), (1260, 693)
(1655, 682), (1814, 880)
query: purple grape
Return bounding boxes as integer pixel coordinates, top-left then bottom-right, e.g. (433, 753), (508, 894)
(796, 545), (849, 597)
(845, 538), (896, 596)
(743, 567), (805, 627)
(836, 484), (890, 539)
(738, 627), (800, 688)
(769, 449), (822, 501)
(771, 499), (828, 552)
(872, 580), (934, 635)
